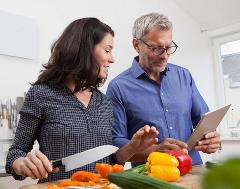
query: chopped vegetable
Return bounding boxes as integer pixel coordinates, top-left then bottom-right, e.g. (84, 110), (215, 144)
(58, 180), (96, 187)
(48, 185), (63, 189)
(48, 171), (100, 188)
(112, 164), (124, 173)
(96, 163), (124, 178)
(70, 171), (99, 182)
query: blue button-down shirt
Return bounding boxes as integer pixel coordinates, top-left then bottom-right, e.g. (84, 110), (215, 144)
(106, 56), (209, 165)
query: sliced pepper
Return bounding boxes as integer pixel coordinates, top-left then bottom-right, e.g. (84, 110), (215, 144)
(96, 163), (124, 178)
(48, 185), (63, 189)
(70, 171), (99, 182)
(96, 163), (113, 178)
(112, 164), (124, 173)
(58, 180), (96, 187)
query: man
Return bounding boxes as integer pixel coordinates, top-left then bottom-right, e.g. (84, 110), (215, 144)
(106, 13), (221, 165)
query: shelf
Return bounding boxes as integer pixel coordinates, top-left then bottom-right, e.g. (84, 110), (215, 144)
(0, 139), (13, 142)
(221, 137), (240, 141)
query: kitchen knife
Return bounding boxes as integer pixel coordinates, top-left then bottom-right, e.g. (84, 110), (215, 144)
(52, 145), (119, 172)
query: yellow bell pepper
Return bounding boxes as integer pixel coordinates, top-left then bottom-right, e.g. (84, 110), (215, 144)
(146, 152), (180, 182)
(147, 152), (179, 167)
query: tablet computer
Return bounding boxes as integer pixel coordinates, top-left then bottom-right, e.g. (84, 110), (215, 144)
(187, 104), (231, 150)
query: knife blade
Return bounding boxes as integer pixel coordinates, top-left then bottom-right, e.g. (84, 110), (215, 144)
(52, 145), (119, 172)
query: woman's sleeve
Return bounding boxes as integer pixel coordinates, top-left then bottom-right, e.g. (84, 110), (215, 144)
(5, 86), (43, 180)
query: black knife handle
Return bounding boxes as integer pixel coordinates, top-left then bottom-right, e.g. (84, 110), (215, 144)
(52, 159), (63, 168)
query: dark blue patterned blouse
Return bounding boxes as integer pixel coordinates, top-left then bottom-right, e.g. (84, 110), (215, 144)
(6, 84), (114, 183)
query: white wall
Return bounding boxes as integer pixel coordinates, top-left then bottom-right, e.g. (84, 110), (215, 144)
(0, 0), (215, 105)
(0, 0), (215, 188)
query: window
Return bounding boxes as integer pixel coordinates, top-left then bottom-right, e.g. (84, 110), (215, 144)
(213, 33), (240, 138)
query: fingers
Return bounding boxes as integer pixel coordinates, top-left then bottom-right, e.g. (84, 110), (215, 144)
(141, 125), (151, 133)
(196, 132), (221, 154)
(195, 143), (220, 154)
(143, 125), (159, 136)
(165, 138), (188, 149)
(20, 162), (38, 179)
(134, 125), (159, 140)
(52, 167), (60, 173)
(198, 138), (220, 146)
(198, 131), (221, 146)
(157, 143), (179, 151)
(156, 138), (188, 153)
(149, 126), (159, 136)
(13, 157), (38, 179)
(133, 125), (149, 139)
(205, 131), (220, 139)
(158, 143), (188, 153)
(142, 126), (159, 144)
(12, 150), (52, 179)
(27, 150), (51, 179)
(23, 156), (41, 179)
(181, 148), (189, 154)
(138, 125), (156, 135)
(130, 125), (159, 152)
(35, 150), (53, 172)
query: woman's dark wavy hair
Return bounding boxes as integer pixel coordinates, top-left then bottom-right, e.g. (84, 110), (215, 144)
(33, 18), (114, 93)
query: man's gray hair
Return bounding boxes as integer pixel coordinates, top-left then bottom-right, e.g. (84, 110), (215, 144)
(132, 13), (172, 39)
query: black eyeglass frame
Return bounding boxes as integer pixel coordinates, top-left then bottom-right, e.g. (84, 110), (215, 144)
(138, 39), (178, 55)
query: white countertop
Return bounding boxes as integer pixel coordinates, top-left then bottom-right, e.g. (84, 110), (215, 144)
(0, 167), (10, 177)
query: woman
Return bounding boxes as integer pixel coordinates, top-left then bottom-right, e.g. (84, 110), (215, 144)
(5, 18), (158, 183)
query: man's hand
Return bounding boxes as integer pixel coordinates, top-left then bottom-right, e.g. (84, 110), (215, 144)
(195, 131), (221, 154)
(130, 125), (159, 153)
(157, 138), (188, 154)
(12, 150), (59, 179)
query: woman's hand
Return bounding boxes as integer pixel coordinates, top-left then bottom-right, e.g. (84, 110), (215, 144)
(12, 150), (59, 179)
(115, 125), (159, 164)
(130, 125), (159, 153)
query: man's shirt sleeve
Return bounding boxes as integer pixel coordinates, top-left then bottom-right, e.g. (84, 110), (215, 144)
(106, 81), (130, 148)
(189, 72), (209, 128)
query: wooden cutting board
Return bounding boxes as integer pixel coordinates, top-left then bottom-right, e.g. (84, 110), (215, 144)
(172, 165), (204, 189)
(20, 165), (205, 189)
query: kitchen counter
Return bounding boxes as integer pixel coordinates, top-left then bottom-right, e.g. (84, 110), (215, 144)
(0, 166), (10, 177)
(20, 165), (205, 189)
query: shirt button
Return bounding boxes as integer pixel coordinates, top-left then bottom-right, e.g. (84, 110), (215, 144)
(165, 109), (168, 112)
(161, 92), (164, 96)
(169, 126), (173, 130)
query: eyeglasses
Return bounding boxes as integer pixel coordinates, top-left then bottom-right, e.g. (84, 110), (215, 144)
(139, 39), (178, 55)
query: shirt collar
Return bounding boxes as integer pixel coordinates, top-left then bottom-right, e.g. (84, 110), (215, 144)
(130, 56), (170, 79)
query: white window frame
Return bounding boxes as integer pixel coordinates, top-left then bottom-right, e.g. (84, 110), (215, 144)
(212, 32), (240, 139)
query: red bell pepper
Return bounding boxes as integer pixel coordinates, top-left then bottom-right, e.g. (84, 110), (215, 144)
(165, 149), (192, 175)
